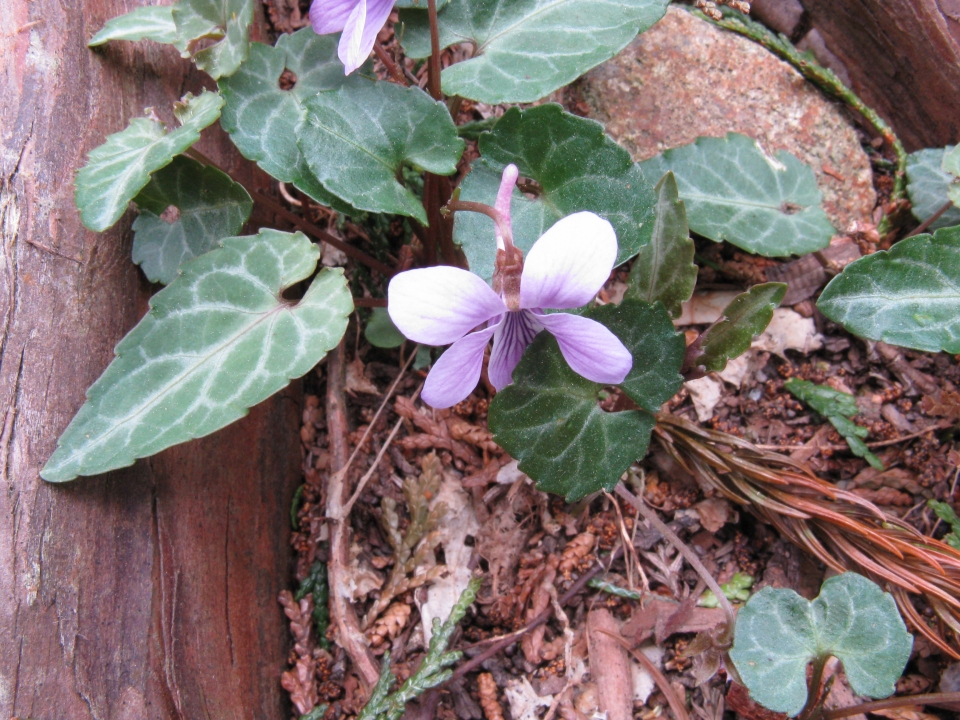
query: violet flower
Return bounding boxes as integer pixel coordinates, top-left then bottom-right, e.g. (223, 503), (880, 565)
(309, 0), (394, 74)
(388, 164), (633, 409)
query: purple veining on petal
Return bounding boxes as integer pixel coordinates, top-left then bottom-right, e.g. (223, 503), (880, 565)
(422, 324), (499, 409)
(488, 310), (543, 390)
(536, 311), (632, 385)
(520, 212), (618, 310)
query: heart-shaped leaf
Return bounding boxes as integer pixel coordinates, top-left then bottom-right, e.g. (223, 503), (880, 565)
(299, 81), (464, 223)
(694, 283), (786, 373)
(365, 307), (406, 348)
(730, 573), (912, 717)
(41, 230), (352, 483)
(906, 147), (960, 231)
(627, 172), (697, 318)
(454, 105), (655, 282)
(817, 227), (960, 353)
(75, 90), (223, 232)
(399, 0), (670, 103)
(639, 133), (834, 256)
(173, 0), (254, 78)
(131, 155), (253, 284)
(89, 6), (178, 46)
(219, 28), (361, 212)
(489, 300), (682, 501)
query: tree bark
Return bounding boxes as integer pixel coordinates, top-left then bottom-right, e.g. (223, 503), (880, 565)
(1, 2), (300, 719)
(802, 0), (960, 151)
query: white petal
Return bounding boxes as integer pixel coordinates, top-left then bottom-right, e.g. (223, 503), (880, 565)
(520, 212), (618, 310)
(422, 325), (498, 409)
(538, 312), (632, 385)
(388, 266), (506, 346)
(337, 0), (367, 74)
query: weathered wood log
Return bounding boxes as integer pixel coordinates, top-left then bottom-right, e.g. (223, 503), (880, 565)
(0, 2), (300, 718)
(802, 0), (960, 150)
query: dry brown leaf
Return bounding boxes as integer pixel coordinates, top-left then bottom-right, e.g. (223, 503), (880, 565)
(694, 497), (736, 533)
(281, 656), (319, 715)
(559, 532), (596, 577)
(478, 673), (505, 720)
(345, 357), (379, 395)
(921, 390), (960, 421)
(368, 601), (411, 648)
(586, 609), (633, 720)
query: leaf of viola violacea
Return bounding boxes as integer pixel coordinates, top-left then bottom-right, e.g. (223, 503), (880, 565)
(817, 227), (960, 353)
(489, 299), (680, 501)
(905, 147), (960, 230)
(942, 145), (960, 207)
(489, 333), (656, 502)
(41, 230), (352, 483)
(173, 0), (254, 78)
(454, 105), (655, 282)
(627, 172), (697, 318)
(74, 90), (223, 232)
(730, 573), (912, 717)
(695, 283), (786, 373)
(219, 28), (360, 213)
(364, 307), (406, 349)
(299, 81), (464, 223)
(639, 133), (834, 256)
(132, 155), (253, 284)
(399, 0), (670, 104)
(89, 6), (178, 46)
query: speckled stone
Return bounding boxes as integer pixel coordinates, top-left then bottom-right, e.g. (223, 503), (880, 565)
(577, 7), (875, 232)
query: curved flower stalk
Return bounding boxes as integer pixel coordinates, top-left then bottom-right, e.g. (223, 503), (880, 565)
(310, 0), (394, 74)
(388, 164), (632, 409)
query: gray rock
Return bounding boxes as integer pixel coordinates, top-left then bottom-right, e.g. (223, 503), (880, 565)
(576, 7), (876, 233)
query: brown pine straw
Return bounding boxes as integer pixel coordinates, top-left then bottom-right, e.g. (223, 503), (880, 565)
(654, 412), (960, 658)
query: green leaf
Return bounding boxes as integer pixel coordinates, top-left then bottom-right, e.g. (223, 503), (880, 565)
(817, 227), (960, 353)
(399, 0), (670, 103)
(928, 499), (960, 550)
(299, 81), (464, 223)
(627, 172), (697, 318)
(829, 416), (884, 470)
(41, 230), (352, 483)
(132, 155), (252, 284)
(699, 572), (754, 608)
(905, 147), (960, 231)
(74, 91), (223, 232)
(89, 6), (178, 46)
(783, 378), (859, 418)
(454, 105), (655, 282)
(173, 0), (254, 78)
(394, 0), (449, 7)
(219, 28), (361, 212)
(639, 133), (834, 257)
(365, 307), (406, 348)
(942, 145), (960, 207)
(695, 283), (786, 373)
(489, 299), (680, 501)
(730, 573), (912, 717)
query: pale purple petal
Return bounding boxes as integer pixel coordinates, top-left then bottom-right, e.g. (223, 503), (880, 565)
(309, 0), (357, 34)
(537, 312), (632, 385)
(488, 310), (542, 390)
(354, 0), (394, 71)
(520, 212), (618, 310)
(388, 266), (506, 346)
(494, 164), (518, 250)
(334, 0), (393, 74)
(422, 325), (498, 409)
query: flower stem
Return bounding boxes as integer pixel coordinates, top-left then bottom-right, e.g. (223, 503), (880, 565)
(427, 0), (442, 101)
(823, 692), (960, 719)
(373, 43), (409, 87)
(445, 200), (514, 249)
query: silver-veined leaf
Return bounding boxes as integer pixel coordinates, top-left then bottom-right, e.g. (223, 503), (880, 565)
(905, 147), (960, 230)
(89, 6), (178, 46)
(173, 0), (254, 78)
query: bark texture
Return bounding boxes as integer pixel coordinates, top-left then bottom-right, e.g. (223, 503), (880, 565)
(803, 0), (960, 150)
(1, 2), (300, 719)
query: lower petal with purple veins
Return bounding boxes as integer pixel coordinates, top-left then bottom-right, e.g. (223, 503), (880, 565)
(422, 324), (498, 409)
(536, 311), (632, 385)
(488, 310), (543, 391)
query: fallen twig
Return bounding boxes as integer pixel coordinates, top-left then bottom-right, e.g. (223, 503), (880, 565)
(598, 629), (691, 720)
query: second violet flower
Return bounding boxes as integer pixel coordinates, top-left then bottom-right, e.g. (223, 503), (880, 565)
(388, 164), (633, 409)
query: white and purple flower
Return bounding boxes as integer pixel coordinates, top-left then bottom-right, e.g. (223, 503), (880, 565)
(309, 0), (394, 74)
(388, 164), (633, 409)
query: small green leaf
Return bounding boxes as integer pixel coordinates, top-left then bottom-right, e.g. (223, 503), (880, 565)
(699, 572), (754, 608)
(454, 105), (655, 282)
(695, 283), (786, 373)
(829, 415), (884, 470)
(730, 573), (912, 717)
(627, 172), (697, 317)
(639, 133), (834, 256)
(89, 6), (178, 46)
(74, 91), (223, 232)
(219, 29), (361, 212)
(783, 378), (859, 418)
(173, 0), (254, 79)
(399, 0), (670, 103)
(132, 155), (252, 284)
(906, 147), (960, 230)
(818, 227), (960, 353)
(928, 499), (960, 550)
(299, 81), (464, 223)
(489, 300), (680, 501)
(365, 307), (406, 348)
(41, 230), (352, 483)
